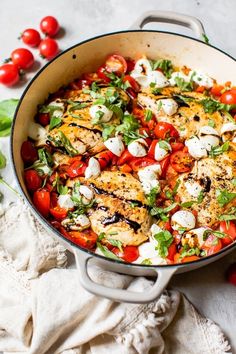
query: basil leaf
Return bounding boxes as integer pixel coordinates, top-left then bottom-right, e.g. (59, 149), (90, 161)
(208, 119), (216, 128)
(152, 59), (173, 79)
(0, 99), (19, 137)
(107, 239), (123, 252)
(219, 214), (236, 222)
(141, 258), (152, 265)
(202, 33), (210, 44)
(175, 77), (193, 91)
(154, 230), (174, 258)
(216, 189), (236, 207)
(180, 201), (196, 208)
(0, 150), (6, 169)
(144, 109), (153, 122)
(158, 140), (170, 151)
(232, 178), (236, 186)
(146, 187), (160, 207)
(209, 142), (230, 158)
(97, 242), (122, 261)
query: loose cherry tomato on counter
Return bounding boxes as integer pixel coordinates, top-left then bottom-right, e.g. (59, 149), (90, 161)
(66, 160), (87, 178)
(226, 263), (236, 286)
(97, 65), (111, 83)
(105, 54), (127, 76)
(129, 157), (157, 171)
(0, 64), (19, 86)
(117, 149), (133, 165)
(40, 16), (60, 37)
(33, 189), (51, 217)
(154, 122), (179, 139)
(112, 245), (139, 263)
(21, 140), (38, 164)
(219, 221), (236, 246)
(50, 206), (68, 221)
(170, 141), (185, 152)
(170, 150), (194, 173)
(202, 234), (222, 255)
(210, 84), (224, 97)
(11, 48), (34, 70)
(39, 38), (59, 60)
(123, 75), (140, 92)
(68, 229), (98, 249)
(24, 170), (42, 192)
(167, 243), (177, 261)
(20, 28), (41, 47)
(38, 112), (50, 126)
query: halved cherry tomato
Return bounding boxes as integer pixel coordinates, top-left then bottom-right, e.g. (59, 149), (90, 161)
(126, 87), (137, 99)
(50, 220), (70, 238)
(50, 206), (68, 221)
(202, 234), (222, 255)
(66, 160), (87, 178)
(126, 59), (135, 72)
(195, 85), (206, 93)
(220, 89), (236, 106)
(123, 75), (140, 92)
(112, 245), (139, 263)
(69, 79), (90, 90)
(105, 54), (127, 76)
(170, 142), (185, 152)
(68, 229), (98, 249)
(96, 150), (116, 169)
(220, 221), (236, 246)
(83, 72), (99, 83)
(162, 220), (172, 232)
(172, 230), (181, 244)
(211, 84), (224, 97)
(97, 65), (111, 83)
(166, 164), (179, 189)
(181, 255), (200, 263)
(154, 122), (179, 139)
(167, 243), (177, 261)
(119, 164), (132, 173)
(129, 157), (157, 171)
(117, 149), (133, 165)
(21, 140), (38, 164)
(170, 150), (194, 173)
(38, 112), (50, 126)
(160, 156), (170, 179)
(24, 170), (42, 192)
(33, 189), (50, 217)
(148, 140), (158, 159)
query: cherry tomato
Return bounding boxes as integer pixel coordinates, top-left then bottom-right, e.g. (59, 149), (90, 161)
(97, 65), (111, 83)
(126, 87), (137, 99)
(202, 234), (222, 255)
(195, 85), (206, 93)
(24, 170), (42, 192)
(119, 163), (132, 173)
(219, 221), (236, 246)
(50, 206), (68, 221)
(69, 79), (90, 90)
(40, 16), (59, 37)
(112, 245), (139, 263)
(83, 72), (99, 83)
(105, 54), (127, 76)
(167, 243), (177, 261)
(33, 189), (50, 217)
(170, 142), (185, 152)
(21, 28), (41, 47)
(166, 164), (179, 189)
(38, 112), (50, 126)
(66, 160), (87, 178)
(181, 255), (200, 263)
(154, 122), (179, 139)
(123, 75), (140, 92)
(170, 150), (194, 173)
(126, 59), (135, 72)
(226, 263), (236, 286)
(11, 48), (34, 70)
(211, 84), (224, 97)
(39, 38), (59, 60)
(117, 149), (133, 165)
(129, 157), (157, 171)
(96, 150), (114, 169)
(21, 140), (38, 164)
(220, 89), (236, 105)
(148, 140), (158, 159)
(0, 64), (19, 86)
(68, 229), (98, 249)
(50, 220), (70, 238)
(172, 230), (181, 244)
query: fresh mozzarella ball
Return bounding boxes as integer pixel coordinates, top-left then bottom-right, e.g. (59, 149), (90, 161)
(190, 70), (213, 88)
(58, 194), (74, 209)
(200, 135), (220, 151)
(133, 58), (152, 75)
(182, 227), (209, 248)
(154, 141), (172, 161)
(157, 98), (178, 116)
(104, 137), (125, 157)
(28, 122), (47, 141)
(220, 123), (236, 142)
(184, 181), (202, 198)
(148, 71), (169, 88)
(221, 123), (236, 135)
(138, 242), (158, 258)
(185, 136), (207, 159)
(150, 224), (162, 237)
(138, 165), (161, 194)
(199, 126), (220, 136)
(169, 71), (190, 86)
(74, 214), (90, 228)
(128, 138), (148, 157)
(85, 157), (101, 179)
(171, 210), (196, 231)
(79, 185), (94, 204)
(48, 100), (65, 118)
(130, 72), (150, 88)
(89, 104), (113, 123)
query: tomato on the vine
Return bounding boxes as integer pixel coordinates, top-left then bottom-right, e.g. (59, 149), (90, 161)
(0, 64), (19, 86)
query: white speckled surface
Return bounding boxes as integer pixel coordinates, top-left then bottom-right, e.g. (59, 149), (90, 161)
(0, 0), (236, 351)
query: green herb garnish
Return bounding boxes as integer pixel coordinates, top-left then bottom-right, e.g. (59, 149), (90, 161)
(97, 242), (122, 261)
(107, 239), (123, 253)
(144, 109), (153, 122)
(216, 189), (236, 207)
(154, 230), (174, 258)
(209, 142), (230, 158)
(146, 187), (160, 207)
(0, 99), (19, 137)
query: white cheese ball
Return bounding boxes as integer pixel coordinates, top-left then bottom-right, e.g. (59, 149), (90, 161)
(89, 104), (113, 123)
(85, 157), (101, 179)
(138, 242), (158, 259)
(74, 214), (90, 228)
(148, 71), (169, 88)
(130, 72), (150, 88)
(138, 164), (161, 194)
(221, 123), (236, 135)
(28, 122), (47, 141)
(154, 141), (172, 161)
(58, 194), (75, 209)
(184, 180), (203, 198)
(190, 70), (213, 88)
(169, 71), (190, 86)
(48, 100), (65, 118)
(199, 126), (220, 136)
(185, 136), (207, 159)
(158, 99), (178, 116)
(79, 185), (94, 204)
(200, 135), (220, 151)
(104, 137), (125, 157)
(150, 224), (162, 237)
(171, 210), (196, 231)
(133, 58), (152, 75)
(128, 138), (148, 157)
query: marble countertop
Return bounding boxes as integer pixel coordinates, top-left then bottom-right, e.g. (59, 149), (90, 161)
(0, 0), (236, 351)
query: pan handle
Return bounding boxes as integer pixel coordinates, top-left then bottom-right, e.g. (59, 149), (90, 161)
(129, 11), (205, 40)
(74, 250), (177, 303)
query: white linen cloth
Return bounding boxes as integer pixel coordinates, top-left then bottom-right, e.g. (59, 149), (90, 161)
(0, 201), (232, 354)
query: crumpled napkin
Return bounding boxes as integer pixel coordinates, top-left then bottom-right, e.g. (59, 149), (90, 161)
(0, 201), (232, 354)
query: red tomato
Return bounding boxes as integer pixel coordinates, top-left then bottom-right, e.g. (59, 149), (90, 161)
(68, 230), (98, 249)
(170, 142), (184, 152)
(96, 150), (114, 169)
(24, 170), (42, 192)
(97, 65), (111, 83)
(163, 220), (172, 232)
(154, 122), (179, 139)
(21, 28), (41, 47)
(83, 72), (99, 83)
(39, 38), (59, 60)
(129, 157), (157, 171)
(33, 189), (50, 217)
(105, 54), (127, 76)
(219, 221), (236, 246)
(170, 150), (194, 173)
(211, 84), (224, 97)
(123, 75), (140, 92)
(181, 256), (200, 263)
(226, 263), (236, 286)
(69, 79), (90, 90)
(202, 234), (222, 255)
(126, 87), (137, 99)
(148, 140), (158, 159)
(220, 89), (236, 105)
(40, 16), (59, 37)
(167, 243), (177, 261)
(66, 160), (87, 178)
(11, 48), (34, 70)
(119, 164), (132, 173)
(50, 220), (70, 238)
(0, 64), (19, 86)
(172, 230), (181, 244)
(159, 156), (170, 179)
(50, 206), (68, 221)
(38, 113), (50, 126)
(195, 85), (206, 93)
(112, 245), (139, 263)
(21, 140), (38, 164)
(126, 59), (135, 72)
(166, 164), (179, 189)
(117, 149), (133, 165)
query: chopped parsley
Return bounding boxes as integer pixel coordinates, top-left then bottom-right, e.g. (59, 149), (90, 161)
(154, 230), (174, 258)
(216, 189), (236, 207)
